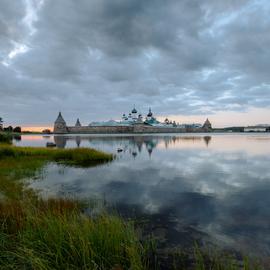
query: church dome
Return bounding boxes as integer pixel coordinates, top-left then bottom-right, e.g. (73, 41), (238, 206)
(132, 107), (137, 114)
(147, 108), (153, 117)
(75, 118), (81, 127)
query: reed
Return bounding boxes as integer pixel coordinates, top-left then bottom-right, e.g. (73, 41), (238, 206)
(0, 198), (144, 270)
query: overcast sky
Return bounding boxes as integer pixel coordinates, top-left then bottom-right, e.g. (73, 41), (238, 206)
(1, 0), (270, 129)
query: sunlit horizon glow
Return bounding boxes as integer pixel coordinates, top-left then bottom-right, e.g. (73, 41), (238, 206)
(158, 108), (270, 128)
(22, 126), (52, 132)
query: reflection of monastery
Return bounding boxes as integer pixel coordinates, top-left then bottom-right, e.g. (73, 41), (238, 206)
(53, 135), (212, 157)
(54, 107), (212, 134)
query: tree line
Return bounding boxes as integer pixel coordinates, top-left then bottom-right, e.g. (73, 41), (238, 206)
(0, 117), (21, 133)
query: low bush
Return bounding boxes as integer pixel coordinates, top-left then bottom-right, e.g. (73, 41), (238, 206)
(0, 133), (12, 144)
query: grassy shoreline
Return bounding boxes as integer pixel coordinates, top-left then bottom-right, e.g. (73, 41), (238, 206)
(0, 143), (145, 269)
(0, 198), (145, 270)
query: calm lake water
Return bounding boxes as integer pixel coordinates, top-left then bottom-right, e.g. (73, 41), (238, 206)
(14, 133), (270, 258)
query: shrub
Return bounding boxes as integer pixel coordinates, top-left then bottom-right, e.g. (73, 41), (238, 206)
(0, 133), (12, 144)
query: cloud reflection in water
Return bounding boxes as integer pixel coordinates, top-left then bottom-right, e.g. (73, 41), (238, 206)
(26, 134), (270, 256)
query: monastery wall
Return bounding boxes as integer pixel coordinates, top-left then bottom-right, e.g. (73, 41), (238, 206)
(67, 125), (134, 134)
(55, 124), (208, 134)
(132, 125), (186, 133)
(62, 125), (195, 134)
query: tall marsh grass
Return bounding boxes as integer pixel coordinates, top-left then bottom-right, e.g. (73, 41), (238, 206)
(0, 198), (145, 270)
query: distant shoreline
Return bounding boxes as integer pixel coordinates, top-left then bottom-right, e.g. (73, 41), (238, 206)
(2, 130), (270, 137)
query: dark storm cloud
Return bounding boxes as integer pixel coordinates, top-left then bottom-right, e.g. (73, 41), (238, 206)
(0, 0), (270, 125)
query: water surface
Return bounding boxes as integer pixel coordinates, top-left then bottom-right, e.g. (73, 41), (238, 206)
(15, 133), (270, 257)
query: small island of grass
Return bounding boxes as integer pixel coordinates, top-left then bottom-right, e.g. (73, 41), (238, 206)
(0, 144), (114, 167)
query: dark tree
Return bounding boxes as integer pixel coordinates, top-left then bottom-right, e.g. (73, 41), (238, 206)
(42, 129), (51, 134)
(13, 126), (22, 133)
(0, 117), (3, 130)
(4, 126), (13, 132)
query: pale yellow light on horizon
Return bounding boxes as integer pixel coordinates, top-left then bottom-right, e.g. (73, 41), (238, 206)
(22, 126), (53, 132)
(157, 107), (270, 128)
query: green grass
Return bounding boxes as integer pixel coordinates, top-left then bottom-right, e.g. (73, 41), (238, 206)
(164, 244), (264, 270)
(0, 145), (113, 166)
(0, 199), (145, 270)
(0, 144), (113, 201)
(0, 133), (12, 144)
(0, 144), (145, 269)
(192, 244), (263, 270)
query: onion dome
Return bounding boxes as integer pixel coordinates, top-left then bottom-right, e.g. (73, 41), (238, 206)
(147, 108), (153, 117)
(75, 118), (81, 127)
(132, 107), (137, 114)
